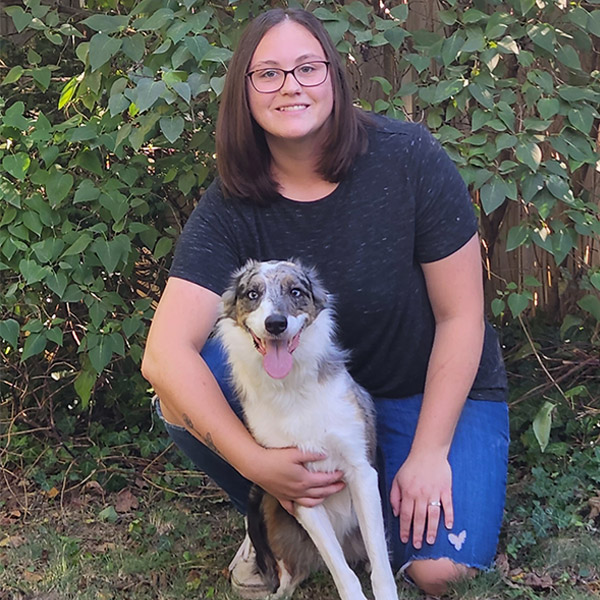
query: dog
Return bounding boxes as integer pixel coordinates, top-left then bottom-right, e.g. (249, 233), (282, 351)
(216, 259), (398, 600)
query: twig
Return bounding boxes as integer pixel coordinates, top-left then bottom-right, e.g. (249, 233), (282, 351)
(516, 315), (569, 405)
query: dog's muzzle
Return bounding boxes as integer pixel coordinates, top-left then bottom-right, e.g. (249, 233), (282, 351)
(249, 318), (303, 380)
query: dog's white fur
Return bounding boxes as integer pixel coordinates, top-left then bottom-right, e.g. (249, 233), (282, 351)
(217, 260), (398, 600)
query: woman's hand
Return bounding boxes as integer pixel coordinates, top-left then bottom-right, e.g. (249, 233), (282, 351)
(248, 447), (346, 514)
(390, 450), (454, 549)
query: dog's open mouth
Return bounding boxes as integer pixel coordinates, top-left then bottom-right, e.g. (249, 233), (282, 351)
(250, 330), (301, 379)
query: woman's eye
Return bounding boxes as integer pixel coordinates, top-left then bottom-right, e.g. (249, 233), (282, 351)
(258, 69), (279, 79)
(290, 288), (303, 298)
(298, 64), (315, 74)
(247, 290), (259, 300)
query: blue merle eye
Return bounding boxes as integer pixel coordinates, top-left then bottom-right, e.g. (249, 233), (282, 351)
(290, 288), (303, 298)
(247, 290), (260, 300)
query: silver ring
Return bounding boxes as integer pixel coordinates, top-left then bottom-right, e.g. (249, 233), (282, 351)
(429, 501), (441, 507)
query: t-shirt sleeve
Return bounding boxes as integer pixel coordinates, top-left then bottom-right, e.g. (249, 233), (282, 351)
(410, 124), (478, 263)
(169, 180), (242, 295)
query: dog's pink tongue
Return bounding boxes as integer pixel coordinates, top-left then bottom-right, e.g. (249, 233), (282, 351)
(263, 340), (293, 379)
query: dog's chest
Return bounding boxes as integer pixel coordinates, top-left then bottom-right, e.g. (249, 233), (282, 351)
(242, 379), (368, 470)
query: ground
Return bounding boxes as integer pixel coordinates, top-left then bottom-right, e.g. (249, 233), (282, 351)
(1, 462), (599, 600)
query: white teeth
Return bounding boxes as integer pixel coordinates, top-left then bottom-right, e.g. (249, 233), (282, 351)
(277, 105), (307, 112)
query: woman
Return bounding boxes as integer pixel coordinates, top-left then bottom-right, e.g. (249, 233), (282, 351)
(142, 8), (509, 597)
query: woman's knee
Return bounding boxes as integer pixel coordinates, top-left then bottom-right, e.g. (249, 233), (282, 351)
(405, 558), (477, 596)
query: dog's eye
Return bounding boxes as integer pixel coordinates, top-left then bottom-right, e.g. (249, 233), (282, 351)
(290, 288), (303, 298)
(246, 290), (260, 300)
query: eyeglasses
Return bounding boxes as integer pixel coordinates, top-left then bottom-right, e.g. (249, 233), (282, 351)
(246, 61), (330, 93)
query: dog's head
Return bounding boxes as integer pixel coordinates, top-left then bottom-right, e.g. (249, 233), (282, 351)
(221, 260), (329, 379)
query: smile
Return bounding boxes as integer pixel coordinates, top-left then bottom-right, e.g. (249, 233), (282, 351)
(276, 104), (309, 112)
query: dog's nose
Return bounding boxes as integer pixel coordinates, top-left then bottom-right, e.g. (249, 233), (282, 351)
(265, 314), (287, 335)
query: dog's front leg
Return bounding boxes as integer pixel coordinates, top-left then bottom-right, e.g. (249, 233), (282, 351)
(295, 504), (368, 600)
(347, 465), (399, 600)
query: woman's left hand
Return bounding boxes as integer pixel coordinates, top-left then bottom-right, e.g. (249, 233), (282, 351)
(390, 450), (454, 549)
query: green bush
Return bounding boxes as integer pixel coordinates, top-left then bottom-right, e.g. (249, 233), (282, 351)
(0, 0), (598, 434)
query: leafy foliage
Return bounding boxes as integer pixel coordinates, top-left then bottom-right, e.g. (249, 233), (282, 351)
(0, 0), (599, 553)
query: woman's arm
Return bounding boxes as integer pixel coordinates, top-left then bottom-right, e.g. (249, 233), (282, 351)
(141, 277), (344, 510)
(390, 233), (485, 548)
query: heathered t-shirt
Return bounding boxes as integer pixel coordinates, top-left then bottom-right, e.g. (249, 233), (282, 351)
(170, 114), (508, 402)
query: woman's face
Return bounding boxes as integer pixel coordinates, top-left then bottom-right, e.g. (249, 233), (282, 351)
(246, 20), (334, 147)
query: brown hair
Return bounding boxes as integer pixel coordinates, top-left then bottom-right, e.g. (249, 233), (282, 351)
(216, 8), (369, 203)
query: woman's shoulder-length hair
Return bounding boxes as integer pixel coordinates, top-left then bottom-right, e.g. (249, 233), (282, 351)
(215, 8), (370, 204)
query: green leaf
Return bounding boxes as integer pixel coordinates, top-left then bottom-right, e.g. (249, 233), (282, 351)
(506, 224), (529, 251)
(546, 175), (574, 204)
(515, 140), (542, 172)
(81, 14), (129, 33)
(45, 271), (68, 298)
(185, 35), (210, 62)
(88, 335), (114, 374)
(5, 6), (32, 33)
(2, 65), (24, 84)
(89, 33), (122, 72)
(442, 33), (464, 67)
(462, 8), (486, 23)
(129, 79), (166, 113)
(434, 79), (466, 103)
(345, 1), (371, 25)
(153, 237), (173, 260)
(390, 4), (409, 21)
(480, 176), (508, 214)
(0, 319), (20, 349)
(491, 298), (505, 317)
(159, 116), (184, 143)
(496, 133), (517, 151)
(99, 192), (128, 223)
(323, 19), (349, 45)
(46, 172), (74, 207)
(533, 401), (555, 452)
(578, 294), (600, 321)
(74, 368), (98, 408)
(567, 107), (594, 134)
(122, 316), (142, 339)
(59, 76), (80, 109)
(551, 230), (575, 265)
(91, 235), (130, 274)
(527, 23), (556, 54)
(468, 83), (494, 109)
(32, 67), (51, 91)
(19, 259), (48, 285)
(74, 150), (103, 176)
(137, 8), (174, 31)
(537, 98), (559, 120)
(2, 153), (31, 181)
(98, 505), (119, 522)
(557, 45), (581, 71)
(383, 27), (407, 50)
(507, 292), (529, 318)
(21, 332), (47, 362)
(590, 272), (600, 291)
(122, 33), (145, 62)
(74, 180), (100, 204)
(61, 234), (92, 257)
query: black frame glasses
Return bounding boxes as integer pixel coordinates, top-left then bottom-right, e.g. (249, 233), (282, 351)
(246, 61), (330, 93)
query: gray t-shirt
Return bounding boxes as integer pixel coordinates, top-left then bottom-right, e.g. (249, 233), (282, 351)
(170, 115), (508, 401)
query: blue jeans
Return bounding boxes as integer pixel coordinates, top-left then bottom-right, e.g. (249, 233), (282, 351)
(155, 339), (509, 571)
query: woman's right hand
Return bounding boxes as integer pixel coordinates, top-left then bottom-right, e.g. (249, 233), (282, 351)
(247, 447), (346, 514)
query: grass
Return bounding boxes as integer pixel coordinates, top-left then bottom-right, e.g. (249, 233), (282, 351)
(1, 469), (599, 600)
(1, 329), (599, 599)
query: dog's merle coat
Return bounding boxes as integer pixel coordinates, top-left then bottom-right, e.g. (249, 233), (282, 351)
(217, 260), (398, 600)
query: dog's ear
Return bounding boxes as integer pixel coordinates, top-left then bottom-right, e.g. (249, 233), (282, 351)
(221, 266), (245, 319)
(222, 259), (260, 318)
(221, 284), (237, 319)
(304, 265), (329, 313)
